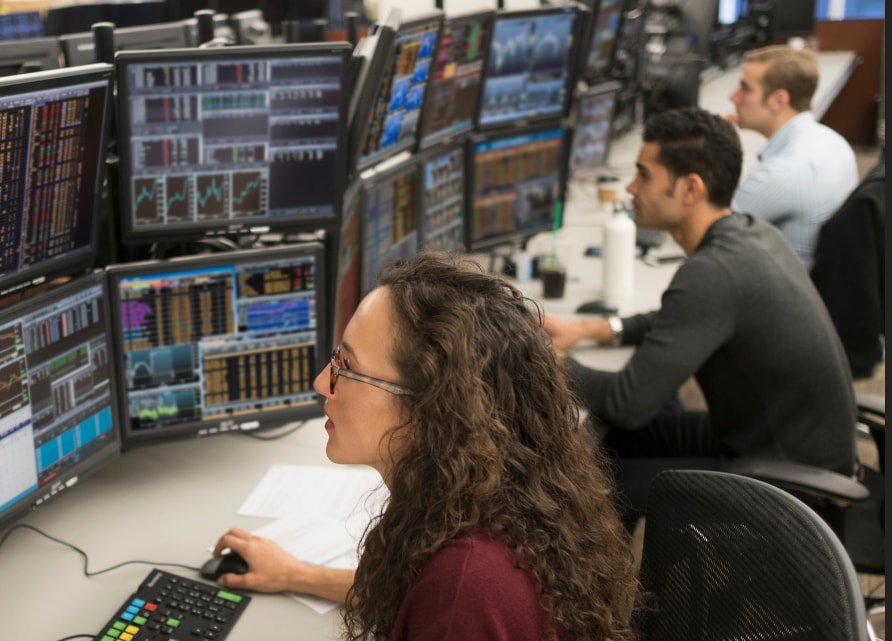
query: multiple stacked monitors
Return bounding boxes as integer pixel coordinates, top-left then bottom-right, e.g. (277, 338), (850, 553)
(106, 244), (327, 445)
(418, 11), (493, 148)
(569, 81), (621, 178)
(581, 0), (625, 82)
(468, 124), (569, 251)
(0, 64), (114, 296)
(0, 273), (120, 531)
(115, 43), (351, 244)
(356, 13), (443, 171)
(477, 5), (584, 130)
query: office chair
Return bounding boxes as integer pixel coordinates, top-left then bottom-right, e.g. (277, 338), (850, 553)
(723, 390), (885, 613)
(638, 469), (872, 641)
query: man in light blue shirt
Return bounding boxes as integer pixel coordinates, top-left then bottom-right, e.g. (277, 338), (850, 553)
(728, 45), (858, 270)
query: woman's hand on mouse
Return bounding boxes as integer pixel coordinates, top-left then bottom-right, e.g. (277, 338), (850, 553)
(211, 527), (356, 603)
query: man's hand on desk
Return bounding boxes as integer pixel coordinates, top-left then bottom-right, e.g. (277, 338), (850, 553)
(213, 527), (355, 603)
(542, 315), (613, 353)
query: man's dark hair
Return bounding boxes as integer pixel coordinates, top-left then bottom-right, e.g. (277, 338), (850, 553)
(642, 107), (743, 208)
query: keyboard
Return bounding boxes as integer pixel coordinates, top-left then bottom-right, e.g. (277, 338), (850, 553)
(94, 569), (251, 641)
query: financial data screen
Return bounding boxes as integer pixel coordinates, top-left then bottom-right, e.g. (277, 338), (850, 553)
(584, 0), (623, 79)
(109, 247), (325, 442)
(420, 145), (465, 252)
(117, 48), (347, 240)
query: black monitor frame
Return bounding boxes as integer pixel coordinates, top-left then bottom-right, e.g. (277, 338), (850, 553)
(354, 11), (444, 173)
(773, 0), (817, 40)
(332, 179), (363, 348)
(359, 156), (420, 296)
(0, 271), (122, 532)
(466, 121), (570, 253)
(579, 0), (626, 84)
(569, 79), (621, 179)
(60, 21), (194, 68)
(417, 9), (494, 150)
(0, 36), (61, 76)
(106, 243), (328, 447)
(0, 63), (115, 297)
(417, 139), (468, 253)
(476, 4), (588, 132)
(114, 43), (353, 246)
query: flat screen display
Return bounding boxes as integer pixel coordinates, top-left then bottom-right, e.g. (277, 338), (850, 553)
(0, 64), (114, 297)
(569, 81), (620, 178)
(468, 125), (569, 251)
(477, 6), (581, 130)
(361, 160), (419, 294)
(418, 11), (493, 148)
(0, 273), (120, 530)
(115, 43), (352, 244)
(333, 181), (362, 347)
(357, 14), (443, 171)
(107, 244), (328, 445)
(583, 0), (624, 81)
(419, 142), (466, 252)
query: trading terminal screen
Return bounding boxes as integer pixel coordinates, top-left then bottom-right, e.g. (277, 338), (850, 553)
(115, 44), (351, 244)
(0, 273), (120, 530)
(357, 15), (442, 171)
(583, 0), (624, 81)
(569, 82), (619, 177)
(0, 64), (113, 296)
(333, 181), (362, 347)
(418, 11), (493, 148)
(107, 244), (327, 445)
(361, 160), (419, 295)
(419, 143), (466, 252)
(477, 7), (580, 129)
(468, 125), (568, 251)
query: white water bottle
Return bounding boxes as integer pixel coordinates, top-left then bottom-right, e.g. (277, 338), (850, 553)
(601, 206), (636, 302)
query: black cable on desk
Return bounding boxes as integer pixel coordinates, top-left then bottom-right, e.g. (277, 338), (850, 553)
(0, 523), (201, 576)
(54, 635), (94, 641)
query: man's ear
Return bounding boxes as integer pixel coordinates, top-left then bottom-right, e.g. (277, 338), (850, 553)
(767, 87), (791, 111)
(681, 173), (708, 206)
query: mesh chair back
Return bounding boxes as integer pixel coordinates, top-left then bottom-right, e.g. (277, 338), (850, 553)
(639, 469), (868, 641)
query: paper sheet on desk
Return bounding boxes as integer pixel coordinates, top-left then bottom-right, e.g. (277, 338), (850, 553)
(237, 463), (388, 521)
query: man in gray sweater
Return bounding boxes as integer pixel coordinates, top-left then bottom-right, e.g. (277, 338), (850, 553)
(544, 107), (856, 512)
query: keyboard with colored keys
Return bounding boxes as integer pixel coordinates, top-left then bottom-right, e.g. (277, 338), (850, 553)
(94, 568), (251, 641)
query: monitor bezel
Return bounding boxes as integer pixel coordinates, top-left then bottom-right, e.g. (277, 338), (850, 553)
(354, 11), (445, 173)
(106, 243), (329, 448)
(0, 63), (114, 298)
(475, 4), (587, 132)
(417, 9), (495, 150)
(416, 138), (469, 253)
(0, 271), (122, 532)
(568, 79), (622, 178)
(359, 155), (422, 296)
(332, 178), (364, 348)
(466, 120), (571, 253)
(114, 43), (353, 246)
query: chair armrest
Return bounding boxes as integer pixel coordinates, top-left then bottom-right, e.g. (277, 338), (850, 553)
(721, 458), (869, 504)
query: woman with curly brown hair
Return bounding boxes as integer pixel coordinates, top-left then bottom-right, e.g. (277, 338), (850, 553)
(211, 250), (640, 641)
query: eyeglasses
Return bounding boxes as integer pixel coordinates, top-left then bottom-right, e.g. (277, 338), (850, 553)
(329, 347), (412, 396)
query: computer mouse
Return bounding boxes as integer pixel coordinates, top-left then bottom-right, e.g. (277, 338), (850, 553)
(575, 299), (618, 315)
(200, 552), (250, 581)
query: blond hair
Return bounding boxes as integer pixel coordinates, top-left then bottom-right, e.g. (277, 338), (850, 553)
(744, 45), (819, 111)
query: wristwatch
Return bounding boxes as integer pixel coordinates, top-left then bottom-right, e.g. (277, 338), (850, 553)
(606, 315), (623, 347)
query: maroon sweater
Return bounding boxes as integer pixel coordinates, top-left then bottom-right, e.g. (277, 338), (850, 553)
(390, 531), (549, 641)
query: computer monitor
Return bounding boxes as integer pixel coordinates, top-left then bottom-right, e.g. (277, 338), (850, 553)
(477, 5), (586, 131)
(0, 37), (61, 76)
(417, 10), (494, 149)
(717, 0), (748, 26)
(0, 11), (44, 41)
(332, 180), (363, 347)
(569, 80), (620, 179)
(418, 141), (467, 252)
(355, 12), (443, 172)
(580, 0), (625, 83)
(106, 243), (328, 446)
(467, 124), (569, 252)
(0, 64), (114, 297)
(360, 158), (419, 295)
(115, 43), (352, 245)
(59, 21), (195, 68)
(773, 0), (817, 40)
(0, 272), (121, 531)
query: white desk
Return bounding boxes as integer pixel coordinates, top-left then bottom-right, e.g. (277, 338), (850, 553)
(0, 49), (858, 641)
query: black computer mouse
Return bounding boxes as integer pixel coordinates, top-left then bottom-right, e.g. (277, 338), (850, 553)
(200, 552), (250, 581)
(575, 299), (618, 315)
